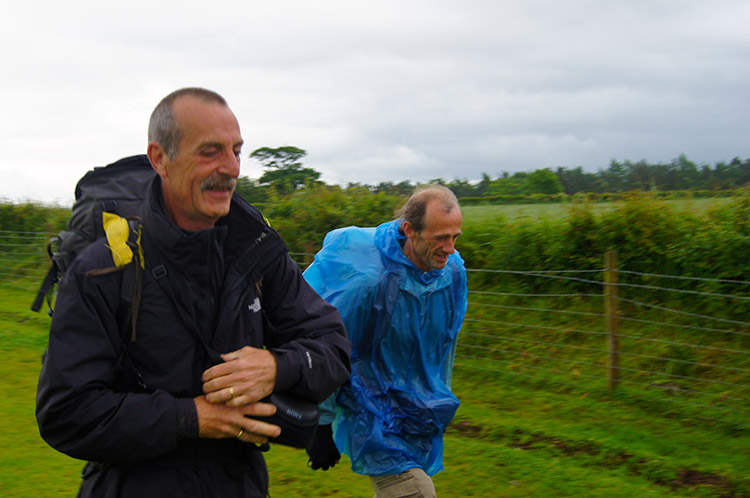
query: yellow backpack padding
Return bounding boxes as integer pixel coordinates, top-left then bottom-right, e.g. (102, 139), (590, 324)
(103, 212), (145, 269)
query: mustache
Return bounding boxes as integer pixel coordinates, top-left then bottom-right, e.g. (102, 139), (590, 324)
(200, 174), (237, 192)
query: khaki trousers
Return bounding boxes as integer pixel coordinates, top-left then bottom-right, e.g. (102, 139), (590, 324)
(370, 468), (437, 498)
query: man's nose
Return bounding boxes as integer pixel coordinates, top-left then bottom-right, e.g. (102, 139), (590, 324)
(219, 151), (241, 178)
(444, 239), (456, 254)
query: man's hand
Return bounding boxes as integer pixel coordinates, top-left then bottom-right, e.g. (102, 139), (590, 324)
(306, 424), (340, 470)
(194, 395), (280, 445)
(202, 346), (277, 407)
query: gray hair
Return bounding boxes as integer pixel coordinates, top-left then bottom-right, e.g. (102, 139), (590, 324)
(396, 184), (459, 232)
(147, 87), (228, 159)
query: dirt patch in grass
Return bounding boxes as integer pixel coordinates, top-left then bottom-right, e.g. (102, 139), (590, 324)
(671, 469), (731, 491)
(449, 420), (484, 438)
(448, 420), (745, 497)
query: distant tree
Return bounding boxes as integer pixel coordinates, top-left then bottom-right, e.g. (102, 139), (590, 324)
(235, 177), (269, 204)
(700, 164), (716, 189)
(628, 160), (655, 190)
(598, 160), (629, 192)
(712, 161), (736, 190)
(250, 146), (321, 195)
(555, 166), (598, 194)
(716, 156), (750, 188)
(445, 178), (476, 198)
(672, 155), (699, 190)
(650, 162), (674, 190)
(487, 172), (528, 196)
(394, 181), (415, 196)
(371, 180), (414, 196)
(240, 149), (749, 200)
(373, 181), (394, 194)
(734, 157), (750, 187)
(527, 168), (563, 194)
(250, 146), (306, 169)
(476, 173), (492, 197)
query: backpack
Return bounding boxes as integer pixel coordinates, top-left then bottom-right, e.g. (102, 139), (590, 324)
(32, 154), (155, 322)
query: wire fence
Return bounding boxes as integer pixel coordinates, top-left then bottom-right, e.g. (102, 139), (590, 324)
(2, 233), (749, 429)
(459, 264), (750, 430)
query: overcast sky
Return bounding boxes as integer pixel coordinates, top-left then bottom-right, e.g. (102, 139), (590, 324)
(2, 0), (749, 205)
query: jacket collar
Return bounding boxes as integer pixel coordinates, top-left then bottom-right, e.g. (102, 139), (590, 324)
(142, 177), (228, 270)
(142, 177), (283, 273)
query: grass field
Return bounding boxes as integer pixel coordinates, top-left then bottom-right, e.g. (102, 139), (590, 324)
(460, 197), (734, 225)
(2, 280), (748, 498)
(1, 195), (748, 496)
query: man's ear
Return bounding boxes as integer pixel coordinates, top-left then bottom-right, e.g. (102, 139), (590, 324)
(401, 220), (417, 240)
(147, 142), (168, 178)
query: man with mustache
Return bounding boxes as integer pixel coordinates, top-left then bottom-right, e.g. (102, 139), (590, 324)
(303, 185), (467, 497)
(36, 88), (352, 498)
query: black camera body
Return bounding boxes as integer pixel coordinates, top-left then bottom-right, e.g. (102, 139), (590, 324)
(247, 392), (320, 448)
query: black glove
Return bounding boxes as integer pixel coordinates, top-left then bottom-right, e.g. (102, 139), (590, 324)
(306, 424), (340, 470)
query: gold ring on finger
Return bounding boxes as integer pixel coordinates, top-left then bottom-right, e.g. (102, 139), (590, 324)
(228, 386), (235, 399)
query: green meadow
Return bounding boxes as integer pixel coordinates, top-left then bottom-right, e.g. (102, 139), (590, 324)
(1, 195), (749, 497)
(2, 285), (748, 496)
(460, 197), (734, 224)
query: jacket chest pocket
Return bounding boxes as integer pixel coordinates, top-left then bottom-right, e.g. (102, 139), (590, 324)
(213, 277), (266, 352)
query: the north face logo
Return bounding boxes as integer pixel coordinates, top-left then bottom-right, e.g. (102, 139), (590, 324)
(248, 297), (261, 313)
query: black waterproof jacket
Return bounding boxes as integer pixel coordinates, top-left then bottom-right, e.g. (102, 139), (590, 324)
(36, 179), (351, 497)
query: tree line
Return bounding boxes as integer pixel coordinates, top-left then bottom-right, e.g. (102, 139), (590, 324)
(238, 147), (750, 203)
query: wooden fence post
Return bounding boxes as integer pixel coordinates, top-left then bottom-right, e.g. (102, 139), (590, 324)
(605, 251), (620, 390)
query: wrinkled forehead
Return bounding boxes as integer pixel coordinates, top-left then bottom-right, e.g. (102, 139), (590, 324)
(423, 201), (463, 232)
(174, 98), (242, 145)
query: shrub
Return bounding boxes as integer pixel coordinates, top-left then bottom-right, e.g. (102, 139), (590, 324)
(260, 185), (404, 255)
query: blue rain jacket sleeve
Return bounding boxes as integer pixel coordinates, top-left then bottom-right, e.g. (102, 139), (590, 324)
(303, 220), (468, 476)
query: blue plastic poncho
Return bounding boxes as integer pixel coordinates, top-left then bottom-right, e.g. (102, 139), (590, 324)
(303, 219), (468, 476)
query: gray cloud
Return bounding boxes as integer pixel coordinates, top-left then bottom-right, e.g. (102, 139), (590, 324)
(2, 0), (748, 203)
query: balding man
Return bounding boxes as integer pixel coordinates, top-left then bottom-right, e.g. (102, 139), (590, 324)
(36, 87), (351, 498)
(303, 185), (468, 498)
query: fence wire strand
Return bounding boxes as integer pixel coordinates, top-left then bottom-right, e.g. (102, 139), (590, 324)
(469, 300), (606, 318)
(470, 289), (603, 298)
(454, 356), (748, 418)
(460, 331), (750, 374)
(618, 269), (750, 286)
(458, 343), (750, 391)
(616, 295), (750, 328)
(456, 361), (750, 429)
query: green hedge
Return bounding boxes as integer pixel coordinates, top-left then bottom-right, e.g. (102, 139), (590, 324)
(259, 185), (405, 255)
(3, 191), (750, 318)
(459, 189), (744, 205)
(458, 194), (750, 319)
(0, 202), (69, 235)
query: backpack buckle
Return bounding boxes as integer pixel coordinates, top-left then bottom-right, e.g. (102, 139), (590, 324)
(152, 265), (167, 280)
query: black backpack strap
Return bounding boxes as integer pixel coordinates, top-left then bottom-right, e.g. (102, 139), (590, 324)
(109, 222), (148, 393)
(113, 220), (148, 391)
(140, 228), (222, 365)
(86, 218), (144, 343)
(31, 263), (59, 314)
(149, 262), (223, 365)
(31, 236), (64, 313)
(119, 237), (143, 342)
